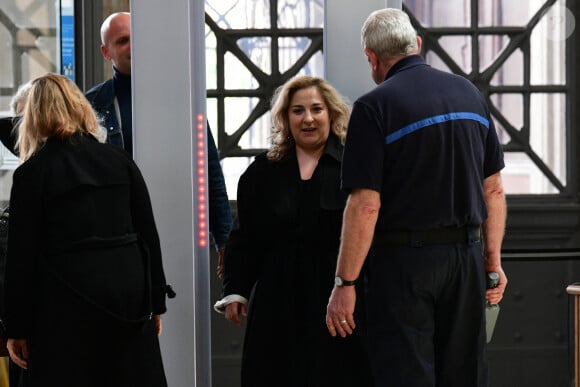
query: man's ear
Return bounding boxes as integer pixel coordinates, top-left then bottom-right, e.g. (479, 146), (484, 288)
(100, 44), (111, 61)
(365, 48), (379, 70)
(416, 36), (423, 53)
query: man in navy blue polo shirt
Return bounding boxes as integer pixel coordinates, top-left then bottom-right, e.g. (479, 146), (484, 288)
(326, 8), (507, 387)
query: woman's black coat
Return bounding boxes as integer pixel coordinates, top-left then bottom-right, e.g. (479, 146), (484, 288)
(222, 134), (371, 387)
(3, 133), (169, 387)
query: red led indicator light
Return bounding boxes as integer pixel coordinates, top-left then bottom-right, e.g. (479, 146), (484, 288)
(196, 114), (208, 248)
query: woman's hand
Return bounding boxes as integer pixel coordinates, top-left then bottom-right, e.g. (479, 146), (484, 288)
(225, 302), (247, 326)
(153, 315), (163, 336)
(7, 338), (29, 369)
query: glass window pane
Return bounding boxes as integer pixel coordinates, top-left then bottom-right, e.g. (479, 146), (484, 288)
(490, 93), (523, 134)
(225, 97), (254, 136)
(206, 25), (217, 90)
(424, 51), (453, 73)
(502, 152), (559, 194)
(530, 93), (566, 187)
(34, 36), (58, 71)
(531, 8), (567, 85)
(534, 1), (575, 42)
(406, 0), (470, 27)
(3, 1), (56, 26)
(1, 1), (58, 111)
(0, 97), (11, 111)
(479, 35), (510, 73)
(278, 37), (323, 75)
(277, 0), (324, 28)
(224, 52), (258, 90)
(0, 25), (15, 93)
(299, 50), (323, 77)
(490, 48), (523, 86)
(224, 97), (270, 151)
(206, 0), (271, 29)
(238, 37), (272, 75)
(207, 98), (218, 142)
(437, 36), (471, 74)
(222, 157), (254, 200)
(239, 115), (271, 150)
(495, 122), (511, 146)
(478, 1), (544, 27)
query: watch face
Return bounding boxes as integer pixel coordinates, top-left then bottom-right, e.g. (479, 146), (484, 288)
(334, 276), (343, 286)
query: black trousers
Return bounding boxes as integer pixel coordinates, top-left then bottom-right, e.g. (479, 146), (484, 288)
(9, 359), (25, 387)
(364, 230), (488, 387)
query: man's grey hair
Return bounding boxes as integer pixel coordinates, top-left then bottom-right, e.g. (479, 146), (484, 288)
(361, 8), (418, 62)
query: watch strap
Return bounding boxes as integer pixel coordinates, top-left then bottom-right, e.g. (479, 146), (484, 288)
(335, 275), (357, 286)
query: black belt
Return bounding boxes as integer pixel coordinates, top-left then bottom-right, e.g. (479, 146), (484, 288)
(373, 226), (481, 247)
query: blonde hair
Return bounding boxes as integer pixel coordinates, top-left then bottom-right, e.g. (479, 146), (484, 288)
(361, 8), (418, 62)
(268, 75), (350, 161)
(17, 73), (106, 160)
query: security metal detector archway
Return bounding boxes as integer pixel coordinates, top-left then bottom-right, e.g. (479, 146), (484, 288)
(131, 1), (211, 386)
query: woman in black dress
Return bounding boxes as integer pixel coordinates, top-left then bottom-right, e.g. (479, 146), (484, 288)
(215, 75), (372, 387)
(3, 73), (171, 387)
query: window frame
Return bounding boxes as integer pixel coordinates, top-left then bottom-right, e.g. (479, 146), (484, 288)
(204, 0), (580, 251)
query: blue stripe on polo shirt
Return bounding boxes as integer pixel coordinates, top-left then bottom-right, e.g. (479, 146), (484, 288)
(385, 112), (490, 144)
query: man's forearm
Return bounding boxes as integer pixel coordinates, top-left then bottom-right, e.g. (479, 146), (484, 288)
(482, 172), (506, 267)
(335, 189), (380, 280)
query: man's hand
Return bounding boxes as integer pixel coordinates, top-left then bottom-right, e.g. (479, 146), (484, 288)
(326, 286), (357, 338)
(485, 266), (507, 305)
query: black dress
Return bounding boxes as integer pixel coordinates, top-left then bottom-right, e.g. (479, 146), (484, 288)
(222, 134), (372, 387)
(3, 133), (169, 387)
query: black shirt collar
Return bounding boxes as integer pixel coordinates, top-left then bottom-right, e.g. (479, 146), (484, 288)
(384, 55), (426, 82)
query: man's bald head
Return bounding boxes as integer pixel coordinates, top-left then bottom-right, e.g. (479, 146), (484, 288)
(100, 12), (132, 75)
(100, 12), (130, 44)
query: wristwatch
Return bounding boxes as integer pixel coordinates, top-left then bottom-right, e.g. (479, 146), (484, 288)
(334, 275), (357, 287)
